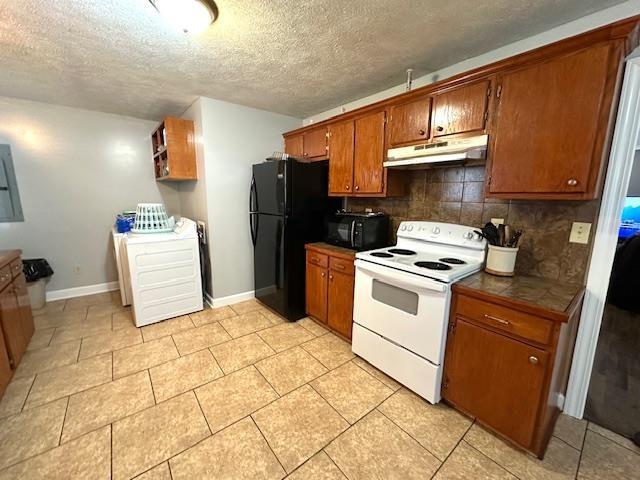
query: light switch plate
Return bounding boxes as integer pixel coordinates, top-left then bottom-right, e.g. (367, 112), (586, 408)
(570, 222), (592, 244)
(491, 218), (505, 225)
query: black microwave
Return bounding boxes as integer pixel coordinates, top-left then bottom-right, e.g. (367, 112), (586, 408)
(325, 212), (390, 251)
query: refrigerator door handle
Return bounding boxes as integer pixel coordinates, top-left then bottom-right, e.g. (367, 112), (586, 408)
(249, 176), (258, 213)
(250, 213), (258, 247)
(275, 218), (284, 287)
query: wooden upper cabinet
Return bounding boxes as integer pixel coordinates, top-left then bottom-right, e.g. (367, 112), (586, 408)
(431, 80), (490, 138)
(488, 43), (620, 198)
(444, 318), (549, 449)
(387, 96), (431, 147)
(284, 134), (304, 158)
(303, 128), (328, 160)
(328, 121), (355, 195)
(354, 111), (386, 194)
(152, 117), (197, 181)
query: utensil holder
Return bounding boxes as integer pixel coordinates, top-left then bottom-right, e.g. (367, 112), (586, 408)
(485, 245), (519, 277)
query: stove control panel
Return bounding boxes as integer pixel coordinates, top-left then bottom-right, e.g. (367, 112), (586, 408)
(397, 221), (486, 250)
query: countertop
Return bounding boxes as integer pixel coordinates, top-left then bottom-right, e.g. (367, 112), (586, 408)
(0, 250), (21, 270)
(305, 242), (356, 260)
(455, 271), (585, 319)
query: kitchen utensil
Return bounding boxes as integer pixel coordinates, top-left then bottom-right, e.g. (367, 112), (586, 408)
(504, 224), (512, 247)
(498, 224), (506, 247)
(508, 230), (523, 248)
(482, 223), (500, 246)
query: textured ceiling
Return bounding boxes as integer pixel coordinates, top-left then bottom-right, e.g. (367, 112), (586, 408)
(0, 0), (628, 120)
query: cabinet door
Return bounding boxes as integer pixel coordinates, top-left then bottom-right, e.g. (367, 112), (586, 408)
(387, 97), (431, 147)
(0, 285), (27, 368)
(431, 80), (490, 138)
(13, 275), (34, 345)
(306, 262), (328, 323)
(443, 318), (548, 449)
(284, 135), (304, 158)
(328, 270), (354, 339)
(0, 329), (11, 396)
(328, 121), (355, 195)
(354, 111), (386, 195)
(489, 44), (615, 196)
(303, 128), (328, 159)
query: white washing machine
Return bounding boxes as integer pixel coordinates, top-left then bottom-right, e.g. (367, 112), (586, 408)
(123, 217), (203, 327)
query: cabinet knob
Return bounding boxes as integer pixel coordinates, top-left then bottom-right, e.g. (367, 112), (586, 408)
(567, 178), (578, 186)
(321, 272), (325, 277)
(345, 185), (350, 190)
(329, 275), (334, 280)
(418, 129), (426, 136)
(304, 152), (308, 157)
(435, 126), (444, 132)
(355, 186), (359, 191)
(529, 356), (539, 365)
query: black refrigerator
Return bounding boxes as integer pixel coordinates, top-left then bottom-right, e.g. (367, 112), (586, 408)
(250, 159), (339, 321)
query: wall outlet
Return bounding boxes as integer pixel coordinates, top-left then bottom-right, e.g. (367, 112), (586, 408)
(569, 222), (592, 244)
(73, 266), (81, 274)
(491, 218), (505, 226)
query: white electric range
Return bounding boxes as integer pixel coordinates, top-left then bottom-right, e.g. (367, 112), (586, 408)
(352, 221), (486, 403)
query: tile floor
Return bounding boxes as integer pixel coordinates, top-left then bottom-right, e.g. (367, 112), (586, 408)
(0, 292), (638, 479)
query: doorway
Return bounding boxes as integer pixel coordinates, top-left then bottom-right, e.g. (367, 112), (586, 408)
(584, 152), (640, 439)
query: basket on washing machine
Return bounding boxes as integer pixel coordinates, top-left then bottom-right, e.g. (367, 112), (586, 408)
(131, 203), (173, 233)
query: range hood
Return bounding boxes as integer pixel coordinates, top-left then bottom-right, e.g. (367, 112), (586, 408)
(384, 134), (488, 169)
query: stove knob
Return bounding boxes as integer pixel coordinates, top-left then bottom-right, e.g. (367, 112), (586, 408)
(400, 224), (407, 231)
(432, 227), (440, 234)
(463, 231), (473, 240)
(407, 225), (414, 231)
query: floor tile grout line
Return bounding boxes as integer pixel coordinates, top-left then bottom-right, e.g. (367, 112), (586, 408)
(147, 369), (158, 405)
(307, 383), (352, 427)
(249, 415), (289, 475)
(110, 423), (113, 480)
(56, 396), (70, 447)
(427, 419), (479, 479)
(375, 406), (449, 464)
(322, 447), (351, 479)
(461, 437), (524, 480)
(252, 364), (282, 399)
(18, 374), (37, 414)
(586, 423), (640, 456)
(192, 389), (213, 436)
(550, 432), (583, 453)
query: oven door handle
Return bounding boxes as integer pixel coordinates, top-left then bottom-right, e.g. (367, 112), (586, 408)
(350, 220), (356, 248)
(355, 259), (448, 293)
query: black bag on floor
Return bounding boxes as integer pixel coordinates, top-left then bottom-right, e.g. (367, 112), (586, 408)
(22, 259), (54, 283)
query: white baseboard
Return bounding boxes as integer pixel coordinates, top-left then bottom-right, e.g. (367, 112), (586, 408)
(46, 281), (120, 302)
(207, 290), (255, 309)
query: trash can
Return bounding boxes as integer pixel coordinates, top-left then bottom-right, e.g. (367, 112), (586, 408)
(22, 259), (54, 310)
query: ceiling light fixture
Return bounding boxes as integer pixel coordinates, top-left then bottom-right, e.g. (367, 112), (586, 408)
(149, 0), (218, 34)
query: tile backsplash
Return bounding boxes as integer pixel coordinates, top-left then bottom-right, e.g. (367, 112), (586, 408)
(347, 165), (598, 284)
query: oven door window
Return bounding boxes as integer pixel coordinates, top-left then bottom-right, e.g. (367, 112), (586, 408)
(371, 279), (419, 315)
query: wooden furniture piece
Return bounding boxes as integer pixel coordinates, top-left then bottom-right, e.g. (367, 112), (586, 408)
(284, 127), (328, 161)
(282, 16), (640, 200)
(0, 250), (35, 398)
(326, 110), (405, 197)
(305, 243), (355, 340)
(152, 117), (197, 181)
(442, 273), (585, 458)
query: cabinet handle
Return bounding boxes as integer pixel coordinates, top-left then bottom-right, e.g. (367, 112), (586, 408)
(418, 129), (426, 136)
(334, 264), (345, 270)
(345, 185), (350, 190)
(529, 356), (539, 365)
(321, 272), (325, 277)
(484, 314), (509, 326)
(435, 126), (444, 132)
(304, 152), (308, 157)
(567, 178), (578, 186)
(329, 275), (334, 280)
(354, 186), (359, 191)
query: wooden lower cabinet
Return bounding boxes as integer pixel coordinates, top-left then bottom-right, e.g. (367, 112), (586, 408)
(0, 251), (35, 399)
(327, 270), (354, 339)
(305, 244), (355, 340)
(443, 286), (584, 458)
(305, 261), (328, 323)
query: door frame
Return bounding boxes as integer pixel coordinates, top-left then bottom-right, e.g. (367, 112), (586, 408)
(564, 48), (640, 418)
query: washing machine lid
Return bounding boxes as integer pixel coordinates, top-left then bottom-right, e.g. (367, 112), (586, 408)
(124, 218), (198, 244)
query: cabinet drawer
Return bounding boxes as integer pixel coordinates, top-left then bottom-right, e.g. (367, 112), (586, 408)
(329, 256), (355, 275)
(456, 294), (554, 345)
(10, 259), (22, 278)
(307, 251), (328, 268)
(0, 266), (11, 292)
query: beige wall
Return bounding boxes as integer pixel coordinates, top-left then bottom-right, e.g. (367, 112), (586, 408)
(0, 96), (180, 292)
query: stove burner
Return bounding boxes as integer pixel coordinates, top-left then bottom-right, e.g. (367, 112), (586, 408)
(388, 248), (416, 255)
(439, 257), (466, 265)
(414, 261), (452, 271)
(371, 252), (394, 258)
